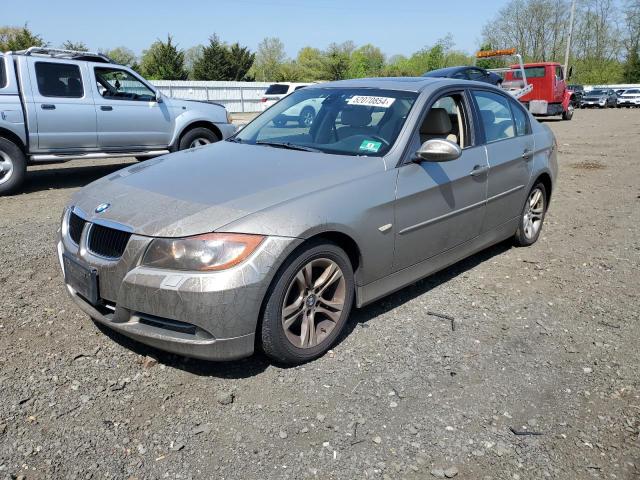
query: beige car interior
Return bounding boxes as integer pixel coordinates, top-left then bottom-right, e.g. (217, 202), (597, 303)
(419, 95), (466, 148)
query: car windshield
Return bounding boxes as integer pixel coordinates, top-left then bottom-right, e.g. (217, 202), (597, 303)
(589, 89), (606, 95)
(234, 87), (418, 157)
(624, 89), (640, 94)
(265, 84), (290, 95)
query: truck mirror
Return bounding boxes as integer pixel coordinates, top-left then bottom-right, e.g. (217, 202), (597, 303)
(567, 66), (573, 80)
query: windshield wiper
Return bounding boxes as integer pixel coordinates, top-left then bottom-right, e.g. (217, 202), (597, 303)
(255, 141), (322, 153)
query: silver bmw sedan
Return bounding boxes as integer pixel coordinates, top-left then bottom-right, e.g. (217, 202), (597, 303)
(58, 77), (558, 364)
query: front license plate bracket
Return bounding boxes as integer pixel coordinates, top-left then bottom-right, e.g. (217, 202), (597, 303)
(63, 254), (99, 305)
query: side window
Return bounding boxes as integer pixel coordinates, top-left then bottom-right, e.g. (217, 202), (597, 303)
(555, 66), (563, 79)
(468, 69), (486, 81)
(94, 67), (155, 101)
(509, 99), (531, 136)
(472, 90), (516, 143)
(418, 92), (470, 149)
(35, 62), (84, 98)
(0, 59), (6, 88)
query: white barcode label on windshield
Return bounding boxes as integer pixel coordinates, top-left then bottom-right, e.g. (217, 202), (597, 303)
(347, 96), (396, 108)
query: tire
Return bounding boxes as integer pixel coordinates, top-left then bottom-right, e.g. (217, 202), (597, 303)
(260, 240), (355, 365)
(273, 116), (287, 127)
(0, 137), (26, 196)
(562, 104), (574, 120)
(514, 182), (548, 247)
(298, 106), (316, 128)
(178, 127), (220, 151)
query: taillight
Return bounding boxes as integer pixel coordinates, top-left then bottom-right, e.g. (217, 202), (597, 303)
(261, 97), (268, 103)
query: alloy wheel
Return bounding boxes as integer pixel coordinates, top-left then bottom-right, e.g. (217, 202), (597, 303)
(522, 187), (545, 240)
(189, 137), (211, 148)
(281, 258), (346, 349)
(0, 151), (14, 186)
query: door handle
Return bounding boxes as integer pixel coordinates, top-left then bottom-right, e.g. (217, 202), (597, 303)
(522, 148), (533, 160)
(41, 104), (56, 110)
(100, 106), (113, 111)
(469, 165), (489, 177)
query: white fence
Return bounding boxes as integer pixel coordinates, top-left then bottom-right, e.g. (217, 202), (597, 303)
(150, 80), (271, 113)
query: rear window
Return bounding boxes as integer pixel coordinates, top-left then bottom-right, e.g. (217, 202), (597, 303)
(0, 58), (6, 88)
(512, 67), (546, 79)
(35, 62), (84, 98)
(265, 84), (290, 95)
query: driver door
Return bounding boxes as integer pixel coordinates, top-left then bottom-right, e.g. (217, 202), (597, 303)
(91, 65), (173, 148)
(393, 91), (488, 271)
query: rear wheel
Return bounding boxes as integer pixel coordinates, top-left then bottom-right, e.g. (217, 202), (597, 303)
(0, 137), (26, 196)
(514, 182), (547, 247)
(298, 107), (316, 127)
(178, 127), (220, 150)
(260, 241), (354, 365)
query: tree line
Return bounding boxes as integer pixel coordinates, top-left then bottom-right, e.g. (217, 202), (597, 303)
(2, 1), (639, 84)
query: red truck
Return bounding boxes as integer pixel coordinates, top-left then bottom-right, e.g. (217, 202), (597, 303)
(502, 62), (575, 120)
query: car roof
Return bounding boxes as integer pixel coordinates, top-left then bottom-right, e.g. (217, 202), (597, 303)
(307, 76), (455, 93)
(422, 66), (475, 77)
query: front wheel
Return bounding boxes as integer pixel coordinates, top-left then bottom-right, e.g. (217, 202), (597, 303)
(562, 104), (574, 120)
(514, 183), (548, 247)
(178, 127), (220, 150)
(260, 241), (355, 365)
(0, 138), (26, 196)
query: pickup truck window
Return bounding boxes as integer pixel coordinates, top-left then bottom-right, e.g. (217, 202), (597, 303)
(94, 67), (155, 101)
(0, 59), (6, 88)
(35, 62), (84, 98)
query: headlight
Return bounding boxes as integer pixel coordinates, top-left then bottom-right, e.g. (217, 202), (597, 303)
(142, 233), (264, 271)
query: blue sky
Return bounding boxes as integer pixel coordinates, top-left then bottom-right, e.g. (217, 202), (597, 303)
(5, 0), (509, 58)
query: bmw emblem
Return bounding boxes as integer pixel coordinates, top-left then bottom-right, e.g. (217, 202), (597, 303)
(95, 203), (111, 214)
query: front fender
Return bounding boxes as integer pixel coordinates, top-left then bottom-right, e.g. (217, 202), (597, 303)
(169, 110), (230, 147)
(562, 90), (574, 110)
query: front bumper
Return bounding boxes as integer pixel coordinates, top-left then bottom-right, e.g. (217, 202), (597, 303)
(581, 100), (606, 107)
(58, 209), (300, 360)
(618, 99), (640, 106)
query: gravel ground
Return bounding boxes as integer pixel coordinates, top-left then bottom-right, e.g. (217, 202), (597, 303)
(1, 109), (639, 479)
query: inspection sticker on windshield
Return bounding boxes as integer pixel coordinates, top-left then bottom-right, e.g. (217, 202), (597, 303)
(359, 140), (383, 153)
(347, 96), (396, 108)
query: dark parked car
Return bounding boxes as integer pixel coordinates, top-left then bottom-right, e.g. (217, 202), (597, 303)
(423, 66), (502, 86)
(567, 84), (584, 103)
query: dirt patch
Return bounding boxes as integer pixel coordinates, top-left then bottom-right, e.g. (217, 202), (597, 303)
(0, 109), (639, 479)
(570, 160), (606, 170)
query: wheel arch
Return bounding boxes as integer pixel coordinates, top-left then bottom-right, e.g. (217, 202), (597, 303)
(174, 121), (222, 150)
(534, 171), (553, 203)
(0, 128), (26, 154)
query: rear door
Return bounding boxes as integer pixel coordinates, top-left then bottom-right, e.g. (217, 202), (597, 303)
(91, 66), (173, 148)
(393, 90), (488, 270)
(470, 89), (534, 231)
(27, 58), (97, 150)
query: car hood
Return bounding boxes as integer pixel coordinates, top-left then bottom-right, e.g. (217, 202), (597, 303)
(71, 142), (383, 238)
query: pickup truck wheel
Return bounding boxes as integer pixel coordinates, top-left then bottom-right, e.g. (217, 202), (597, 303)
(179, 127), (220, 151)
(0, 138), (26, 196)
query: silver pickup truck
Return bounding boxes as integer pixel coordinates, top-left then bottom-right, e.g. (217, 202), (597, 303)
(0, 47), (236, 195)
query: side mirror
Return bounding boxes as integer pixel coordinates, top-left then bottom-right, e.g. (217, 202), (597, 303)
(155, 90), (163, 103)
(567, 66), (573, 80)
(415, 139), (462, 163)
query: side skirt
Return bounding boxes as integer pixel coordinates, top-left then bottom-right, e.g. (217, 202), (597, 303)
(356, 217), (519, 308)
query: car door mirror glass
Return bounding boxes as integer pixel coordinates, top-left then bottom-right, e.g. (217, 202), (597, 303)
(416, 139), (462, 162)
